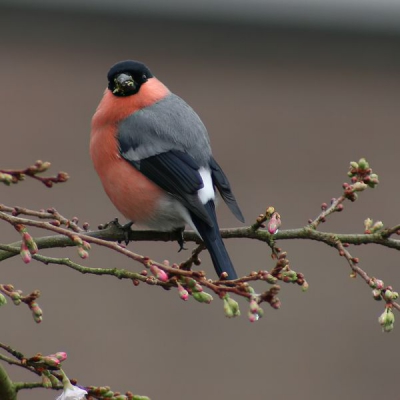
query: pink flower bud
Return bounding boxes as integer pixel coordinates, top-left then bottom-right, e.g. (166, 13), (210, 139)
(81, 241), (91, 251)
(248, 311), (259, 322)
(193, 283), (203, 293)
(270, 299), (281, 309)
(177, 283), (189, 301)
(42, 356), (60, 367)
(249, 299), (259, 313)
(56, 172), (69, 182)
(149, 265), (169, 282)
(77, 247), (89, 259)
(55, 352), (68, 362)
(267, 212), (281, 234)
(34, 314), (43, 323)
(23, 232), (38, 254)
(72, 236), (83, 246)
(371, 279), (384, 290)
(30, 301), (43, 318)
(20, 242), (32, 264)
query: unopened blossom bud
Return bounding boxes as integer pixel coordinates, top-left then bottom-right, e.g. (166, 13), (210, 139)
(81, 241), (91, 251)
(72, 236), (83, 246)
(364, 218), (373, 232)
(367, 173), (379, 188)
(270, 298), (281, 309)
(383, 290), (398, 301)
(47, 373), (60, 387)
(301, 281), (309, 292)
(224, 295), (241, 317)
(42, 356), (60, 368)
(149, 265), (169, 282)
(185, 278), (197, 289)
(257, 307), (264, 318)
(20, 242), (32, 264)
(264, 274), (277, 284)
(97, 386), (111, 395)
(378, 309), (395, 333)
(0, 294), (6, 306)
(131, 396), (151, 400)
(57, 172), (69, 182)
(10, 292), (21, 305)
(383, 290), (393, 301)
(248, 311), (259, 322)
(177, 283), (189, 301)
(30, 302), (43, 323)
(352, 182), (368, 192)
(23, 232), (38, 254)
(370, 221), (384, 233)
(0, 172), (13, 185)
(192, 291), (213, 304)
(55, 352), (68, 362)
(42, 374), (52, 388)
(267, 212), (281, 234)
(224, 295), (240, 317)
(77, 247), (89, 259)
(265, 206), (275, 217)
(36, 160), (51, 172)
(249, 298), (259, 313)
(192, 283), (203, 293)
(369, 278), (384, 290)
(349, 161), (359, 169)
(243, 284), (255, 294)
(223, 300), (234, 318)
(282, 270), (297, 282)
(358, 158), (369, 170)
(372, 289), (382, 300)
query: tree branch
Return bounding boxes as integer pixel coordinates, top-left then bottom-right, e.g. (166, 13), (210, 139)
(0, 363), (16, 400)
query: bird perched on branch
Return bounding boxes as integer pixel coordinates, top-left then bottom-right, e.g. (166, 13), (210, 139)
(90, 60), (244, 280)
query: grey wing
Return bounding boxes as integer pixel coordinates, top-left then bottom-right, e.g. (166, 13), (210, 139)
(117, 93), (212, 166)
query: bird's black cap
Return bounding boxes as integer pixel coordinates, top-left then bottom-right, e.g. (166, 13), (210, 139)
(107, 60), (153, 96)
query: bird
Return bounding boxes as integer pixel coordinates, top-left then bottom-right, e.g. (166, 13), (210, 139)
(90, 60), (244, 280)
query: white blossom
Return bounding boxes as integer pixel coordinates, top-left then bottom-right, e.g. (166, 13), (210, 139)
(56, 386), (87, 400)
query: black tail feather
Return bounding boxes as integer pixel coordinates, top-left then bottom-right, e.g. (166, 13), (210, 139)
(190, 201), (238, 280)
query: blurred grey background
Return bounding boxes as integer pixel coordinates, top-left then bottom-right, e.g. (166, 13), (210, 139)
(1, 1), (400, 399)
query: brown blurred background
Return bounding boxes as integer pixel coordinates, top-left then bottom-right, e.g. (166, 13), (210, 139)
(1, 2), (400, 400)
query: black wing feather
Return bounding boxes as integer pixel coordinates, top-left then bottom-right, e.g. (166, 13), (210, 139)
(122, 150), (214, 227)
(209, 157), (245, 223)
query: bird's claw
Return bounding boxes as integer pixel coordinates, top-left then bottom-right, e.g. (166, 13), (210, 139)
(119, 221), (134, 246)
(102, 219), (134, 245)
(176, 228), (187, 252)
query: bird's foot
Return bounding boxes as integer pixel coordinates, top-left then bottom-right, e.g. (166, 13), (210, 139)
(99, 218), (134, 245)
(119, 221), (134, 246)
(175, 227), (187, 252)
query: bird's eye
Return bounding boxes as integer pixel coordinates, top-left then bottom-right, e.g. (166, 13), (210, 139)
(142, 74), (147, 80)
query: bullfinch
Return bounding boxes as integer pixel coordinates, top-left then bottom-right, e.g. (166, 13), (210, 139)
(90, 60), (244, 280)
